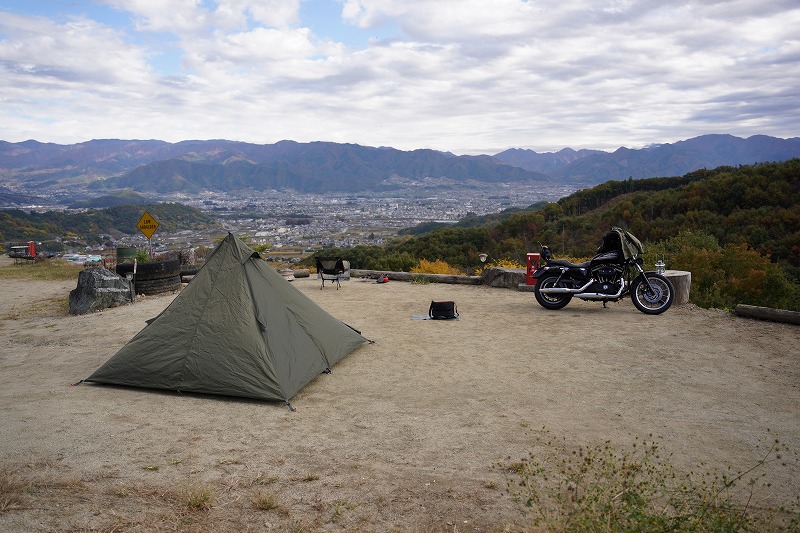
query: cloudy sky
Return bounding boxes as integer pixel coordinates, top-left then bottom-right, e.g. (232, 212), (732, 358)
(1, 0), (798, 155)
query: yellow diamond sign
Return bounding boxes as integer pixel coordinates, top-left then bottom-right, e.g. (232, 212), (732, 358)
(136, 211), (159, 239)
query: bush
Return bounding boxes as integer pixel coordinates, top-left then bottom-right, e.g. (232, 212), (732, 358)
(372, 252), (417, 272)
(499, 430), (799, 532)
(663, 231), (800, 310)
(410, 259), (465, 275)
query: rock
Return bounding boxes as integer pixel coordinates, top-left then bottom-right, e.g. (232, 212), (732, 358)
(482, 267), (526, 289)
(69, 267), (134, 315)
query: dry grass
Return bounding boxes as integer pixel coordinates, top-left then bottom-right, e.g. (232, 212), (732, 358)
(0, 460), (359, 531)
(1, 296), (68, 320)
(0, 469), (26, 514)
(0, 259), (84, 282)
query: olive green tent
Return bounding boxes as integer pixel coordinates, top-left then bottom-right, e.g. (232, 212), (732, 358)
(86, 233), (369, 404)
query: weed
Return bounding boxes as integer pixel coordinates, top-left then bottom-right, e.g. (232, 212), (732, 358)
(142, 465), (159, 471)
(0, 469), (26, 513)
(182, 486), (213, 511)
(331, 499), (357, 520)
(251, 490), (279, 511)
(251, 471), (279, 486)
(498, 429), (800, 531)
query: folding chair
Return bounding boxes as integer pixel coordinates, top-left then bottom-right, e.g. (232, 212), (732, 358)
(315, 257), (345, 289)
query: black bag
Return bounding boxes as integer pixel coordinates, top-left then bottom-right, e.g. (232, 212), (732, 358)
(429, 300), (458, 319)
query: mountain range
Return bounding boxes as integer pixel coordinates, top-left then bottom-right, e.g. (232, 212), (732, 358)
(0, 134), (798, 202)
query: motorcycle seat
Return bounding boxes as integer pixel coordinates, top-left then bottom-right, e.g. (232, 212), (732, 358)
(547, 259), (591, 268)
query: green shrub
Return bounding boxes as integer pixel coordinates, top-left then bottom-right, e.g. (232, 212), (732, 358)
(663, 231), (800, 310)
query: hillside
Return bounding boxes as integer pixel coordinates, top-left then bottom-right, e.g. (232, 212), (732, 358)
(68, 190), (154, 208)
(0, 203), (217, 244)
(316, 160), (800, 310)
(388, 159), (800, 266)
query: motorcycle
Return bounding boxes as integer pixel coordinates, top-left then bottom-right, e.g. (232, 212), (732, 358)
(531, 227), (674, 315)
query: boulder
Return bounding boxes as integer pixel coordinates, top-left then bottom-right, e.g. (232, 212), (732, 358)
(482, 267), (526, 289)
(69, 267), (134, 315)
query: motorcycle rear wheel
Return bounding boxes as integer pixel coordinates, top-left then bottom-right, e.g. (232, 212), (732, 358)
(534, 273), (573, 310)
(631, 273), (674, 314)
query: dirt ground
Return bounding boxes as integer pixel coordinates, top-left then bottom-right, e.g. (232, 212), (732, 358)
(1, 255), (799, 532)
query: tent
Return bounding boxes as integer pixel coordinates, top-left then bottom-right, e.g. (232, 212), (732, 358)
(86, 233), (369, 405)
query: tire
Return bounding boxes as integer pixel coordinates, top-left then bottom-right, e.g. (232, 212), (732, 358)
(116, 259), (181, 281)
(534, 273), (573, 310)
(135, 275), (182, 295)
(631, 273), (674, 315)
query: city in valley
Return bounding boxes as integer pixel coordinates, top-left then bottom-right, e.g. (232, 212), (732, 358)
(82, 184), (576, 262)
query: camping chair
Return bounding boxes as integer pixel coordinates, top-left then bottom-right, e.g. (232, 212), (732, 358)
(315, 257), (346, 289)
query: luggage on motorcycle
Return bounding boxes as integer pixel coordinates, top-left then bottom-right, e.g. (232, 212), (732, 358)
(429, 301), (459, 319)
(613, 226), (644, 259)
(594, 227), (644, 261)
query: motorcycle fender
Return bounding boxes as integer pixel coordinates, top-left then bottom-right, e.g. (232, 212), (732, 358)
(531, 266), (560, 278)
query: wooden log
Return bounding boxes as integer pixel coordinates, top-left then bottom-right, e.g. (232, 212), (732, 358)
(734, 304), (800, 325)
(664, 270), (691, 305)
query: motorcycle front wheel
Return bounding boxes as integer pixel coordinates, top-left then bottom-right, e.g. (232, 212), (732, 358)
(534, 273), (573, 310)
(631, 273), (674, 314)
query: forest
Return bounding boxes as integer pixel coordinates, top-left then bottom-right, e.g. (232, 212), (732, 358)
(312, 160), (800, 311)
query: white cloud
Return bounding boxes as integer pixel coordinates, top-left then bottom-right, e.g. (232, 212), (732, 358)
(0, 12), (155, 87)
(99, 0), (212, 33)
(0, 0), (798, 153)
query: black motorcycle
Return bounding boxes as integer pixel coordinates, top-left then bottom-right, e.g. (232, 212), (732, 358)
(531, 227), (674, 315)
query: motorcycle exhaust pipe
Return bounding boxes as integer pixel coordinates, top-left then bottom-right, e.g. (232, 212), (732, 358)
(537, 280), (593, 294)
(574, 283), (626, 299)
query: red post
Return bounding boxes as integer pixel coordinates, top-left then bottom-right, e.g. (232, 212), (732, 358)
(526, 253), (541, 285)
(27, 241), (36, 257)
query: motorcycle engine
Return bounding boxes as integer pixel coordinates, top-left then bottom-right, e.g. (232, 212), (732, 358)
(594, 265), (621, 283)
(589, 265), (623, 294)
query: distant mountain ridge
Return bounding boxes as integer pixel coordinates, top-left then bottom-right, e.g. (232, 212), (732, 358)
(0, 139), (550, 194)
(1, 134), (799, 196)
(100, 141), (549, 193)
(493, 147), (606, 174)
(493, 134), (800, 184)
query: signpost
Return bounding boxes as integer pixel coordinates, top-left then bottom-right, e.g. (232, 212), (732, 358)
(136, 211), (159, 257)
